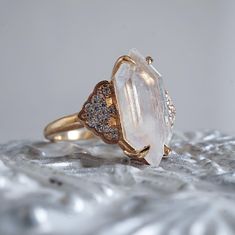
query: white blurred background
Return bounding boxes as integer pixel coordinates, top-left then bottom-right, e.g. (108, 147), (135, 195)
(0, 0), (235, 142)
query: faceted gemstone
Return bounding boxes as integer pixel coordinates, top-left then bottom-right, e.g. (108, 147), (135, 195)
(112, 49), (174, 166)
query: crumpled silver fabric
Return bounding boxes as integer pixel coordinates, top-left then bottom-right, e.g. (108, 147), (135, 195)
(0, 131), (235, 235)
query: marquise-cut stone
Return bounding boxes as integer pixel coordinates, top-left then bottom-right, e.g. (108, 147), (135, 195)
(113, 49), (174, 166)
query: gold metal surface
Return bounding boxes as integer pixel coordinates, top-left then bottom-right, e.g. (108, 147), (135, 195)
(111, 55), (136, 78)
(44, 114), (95, 141)
(108, 117), (117, 126)
(123, 145), (150, 159)
(105, 97), (113, 107)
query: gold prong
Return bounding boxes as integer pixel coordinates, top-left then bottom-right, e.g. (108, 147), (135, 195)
(112, 55), (136, 77)
(146, 56), (153, 65)
(139, 145), (151, 158)
(124, 145), (150, 159)
(163, 145), (172, 158)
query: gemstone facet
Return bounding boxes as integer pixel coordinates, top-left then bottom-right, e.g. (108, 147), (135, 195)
(112, 49), (175, 166)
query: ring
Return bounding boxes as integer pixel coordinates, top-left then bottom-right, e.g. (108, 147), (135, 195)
(44, 49), (176, 166)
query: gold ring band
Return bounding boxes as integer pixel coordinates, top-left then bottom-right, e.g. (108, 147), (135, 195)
(44, 114), (95, 142)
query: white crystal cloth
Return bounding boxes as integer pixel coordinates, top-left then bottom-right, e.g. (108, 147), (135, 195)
(0, 131), (235, 235)
(113, 49), (173, 166)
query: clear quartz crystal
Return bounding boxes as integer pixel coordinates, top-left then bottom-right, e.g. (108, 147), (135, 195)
(113, 49), (174, 166)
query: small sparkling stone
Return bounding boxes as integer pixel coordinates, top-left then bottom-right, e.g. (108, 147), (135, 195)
(101, 102), (106, 108)
(96, 124), (104, 133)
(97, 113), (109, 123)
(93, 104), (100, 112)
(112, 134), (118, 141)
(108, 105), (117, 115)
(87, 119), (96, 128)
(92, 95), (102, 104)
(109, 128), (119, 140)
(165, 91), (176, 127)
(102, 125), (111, 133)
(102, 86), (111, 97)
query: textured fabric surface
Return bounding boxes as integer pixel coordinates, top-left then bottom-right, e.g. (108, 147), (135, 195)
(0, 131), (235, 235)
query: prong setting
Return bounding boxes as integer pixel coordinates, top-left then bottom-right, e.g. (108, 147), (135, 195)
(124, 145), (151, 159)
(163, 145), (172, 158)
(146, 56), (153, 65)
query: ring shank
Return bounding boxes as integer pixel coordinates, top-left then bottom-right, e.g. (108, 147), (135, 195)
(44, 113), (95, 141)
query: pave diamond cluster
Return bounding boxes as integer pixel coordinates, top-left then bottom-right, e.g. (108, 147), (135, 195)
(165, 91), (176, 127)
(78, 81), (120, 143)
